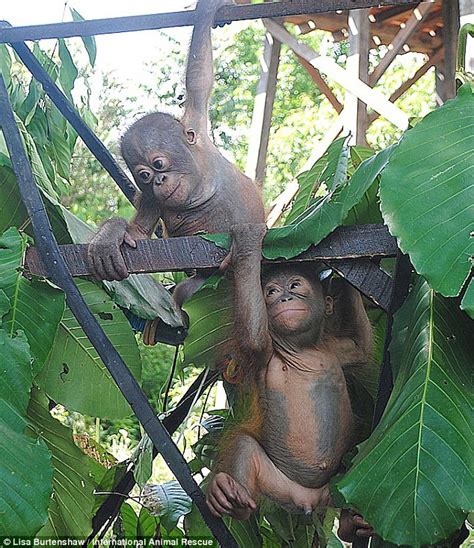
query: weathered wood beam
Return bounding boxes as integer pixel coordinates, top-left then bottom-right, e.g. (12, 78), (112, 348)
(0, 1), (428, 43)
(245, 31), (281, 185)
(296, 54), (343, 113)
(346, 9), (370, 145)
(369, 2), (435, 86)
(367, 47), (442, 125)
(439, 0), (459, 101)
(370, 4), (418, 23)
(264, 19), (409, 129)
(327, 258), (394, 311)
(26, 224), (398, 277)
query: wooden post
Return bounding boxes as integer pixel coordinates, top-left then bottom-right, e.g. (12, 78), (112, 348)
(437, 0), (460, 103)
(245, 31), (281, 185)
(345, 9), (369, 145)
(460, 0), (474, 72)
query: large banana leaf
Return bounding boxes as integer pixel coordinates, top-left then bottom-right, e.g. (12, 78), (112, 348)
(61, 207), (183, 326)
(185, 501), (263, 547)
(0, 228), (65, 374)
(205, 144), (392, 261)
(36, 278), (141, 418)
(379, 85), (474, 300)
(0, 330), (53, 535)
(0, 165), (72, 244)
(336, 278), (473, 546)
(182, 274), (233, 369)
(461, 281), (473, 318)
(285, 137), (348, 225)
(262, 145), (392, 260)
(28, 388), (99, 538)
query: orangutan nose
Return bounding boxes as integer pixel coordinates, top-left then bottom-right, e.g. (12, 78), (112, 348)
(155, 174), (167, 185)
(281, 295), (293, 303)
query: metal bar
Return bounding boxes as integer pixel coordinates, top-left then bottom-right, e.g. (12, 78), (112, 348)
(89, 369), (220, 542)
(327, 258), (393, 311)
(2, 30), (137, 205)
(0, 75), (237, 548)
(0, 1), (425, 43)
(26, 224), (398, 276)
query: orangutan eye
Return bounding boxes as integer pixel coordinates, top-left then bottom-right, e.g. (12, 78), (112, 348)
(138, 169), (152, 183)
(267, 287), (278, 296)
(152, 158), (165, 170)
(290, 281), (301, 290)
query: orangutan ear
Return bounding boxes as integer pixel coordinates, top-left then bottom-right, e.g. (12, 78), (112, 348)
(325, 296), (334, 316)
(185, 128), (197, 145)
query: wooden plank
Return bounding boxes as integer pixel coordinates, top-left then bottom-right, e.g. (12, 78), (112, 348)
(0, 1), (427, 43)
(367, 47), (442, 125)
(371, 4), (419, 23)
(264, 19), (409, 130)
(369, 2), (435, 86)
(327, 258), (394, 311)
(296, 54), (343, 113)
(245, 31), (281, 185)
(25, 224), (398, 277)
(346, 8), (370, 145)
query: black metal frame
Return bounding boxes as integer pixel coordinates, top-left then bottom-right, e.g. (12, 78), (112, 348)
(0, 3), (412, 544)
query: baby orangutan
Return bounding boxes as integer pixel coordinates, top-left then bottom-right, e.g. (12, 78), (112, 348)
(207, 224), (373, 537)
(87, 0), (264, 311)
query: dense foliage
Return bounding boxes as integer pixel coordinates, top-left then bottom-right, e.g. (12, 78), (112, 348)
(0, 14), (472, 547)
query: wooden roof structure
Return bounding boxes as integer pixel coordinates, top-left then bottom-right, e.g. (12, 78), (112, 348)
(236, 0), (465, 224)
(286, 2), (444, 54)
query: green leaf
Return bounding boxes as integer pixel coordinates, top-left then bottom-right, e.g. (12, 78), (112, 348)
(70, 8), (97, 66)
(182, 274), (233, 368)
(461, 278), (473, 319)
(133, 434), (153, 489)
(105, 275), (183, 326)
(185, 501), (262, 547)
(285, 138), (348, 225)
(137, 507), (160, 538)
(59, 209), (183, 327)
(336, 277), (474, 546)
(28, 388), (98, 538)
(0, 330), (53, 535)
(0, 288), (9, 319)
(121, 502), (139, 537)
(261, 145), (392, 260)
(36, 279), (141, 418)
(58, 39), (78, 98)
(0, 167), (28, 236)
(17, 79), (42, 124)
(16, 113), (59, 200)
(0, 166), (73, 244)
(379, 87), (474, 297)
(0, 228), (65, 373)
(0, 44), (12, 89)
(142, 481), (192, 532)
